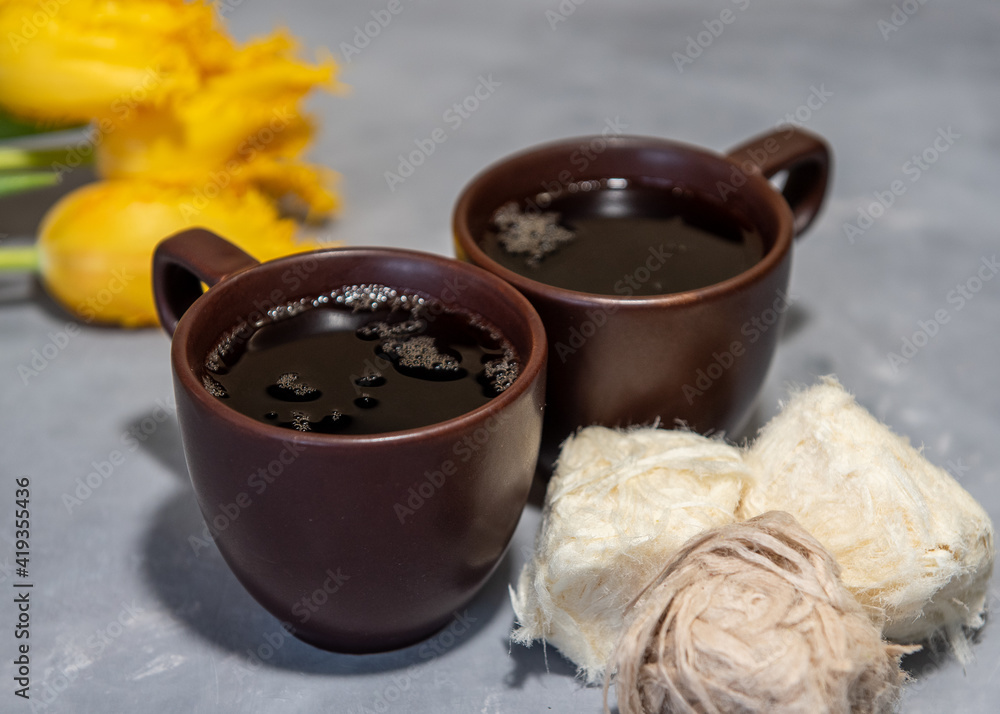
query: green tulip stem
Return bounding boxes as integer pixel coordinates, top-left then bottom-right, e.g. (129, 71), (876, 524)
(0, 146), (85, 171)
(0, 245), (39, 273)
(0, 171), (61, 197)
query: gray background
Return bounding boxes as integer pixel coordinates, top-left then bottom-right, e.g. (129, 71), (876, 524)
(2, 0), (998, 711)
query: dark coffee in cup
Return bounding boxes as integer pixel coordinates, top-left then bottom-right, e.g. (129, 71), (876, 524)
(201, 283), (521, 435)
(479, 178), (765, 296)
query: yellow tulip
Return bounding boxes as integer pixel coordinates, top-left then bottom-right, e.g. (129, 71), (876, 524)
(96, 32), (341, 218)
(0, 1), (343, 329)
(33, 180), (330, 327)
(0, 0), (228, 122)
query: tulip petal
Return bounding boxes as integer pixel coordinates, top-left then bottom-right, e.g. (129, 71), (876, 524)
(0, 0), (223, 121)
(37, 180), (334, 327)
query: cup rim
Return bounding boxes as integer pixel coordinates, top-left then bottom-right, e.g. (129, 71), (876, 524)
(452, 133), (795, 307)
(171, 246), (548, 446)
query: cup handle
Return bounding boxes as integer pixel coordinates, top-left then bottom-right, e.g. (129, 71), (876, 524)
(152, 228), (259, 336)
(725, 127), (831, 237)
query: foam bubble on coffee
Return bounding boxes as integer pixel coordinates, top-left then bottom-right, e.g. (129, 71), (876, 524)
(492, 201), (576, 266)
(276, 372), (318, 397)
(202, 375), (228, 398)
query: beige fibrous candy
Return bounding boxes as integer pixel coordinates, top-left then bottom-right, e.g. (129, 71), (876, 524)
(739, 377), (995, 661)
(510, 427), (754, 683)
(510, 377), (995, 692)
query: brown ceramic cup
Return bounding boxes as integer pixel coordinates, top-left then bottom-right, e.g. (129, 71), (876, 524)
(453, 127), (830, 466)
(152, 230), (547, 653)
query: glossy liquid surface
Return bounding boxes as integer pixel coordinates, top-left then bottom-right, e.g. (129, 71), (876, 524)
(203, 285), (519, 435)
(479, 181), (764, 295)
